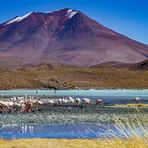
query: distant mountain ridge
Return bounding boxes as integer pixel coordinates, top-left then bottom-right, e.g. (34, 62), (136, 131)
(0, 8), (148, 67)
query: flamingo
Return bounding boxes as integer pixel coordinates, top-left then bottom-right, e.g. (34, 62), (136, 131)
(10, 96), (17, 103)
(22, 97), (32, 113)
(95, 99), (103, 107)
(68, 97), (75, 104)
(48, 100), (54, 106)
(23, 97), (39, 113)
(0, 96), (43, 113)
(12, 102), (22, 112)
(133, 97), (141, 103)
(62, 98), (68, 104)
(37, 100), (43, 105)
(82, 98), (91, 107)
(9, 97), (25, 112)
(58, 99), (63, 105)
(27, 98), (43, 112)
(24, 102), (33, 112)
(57, 98), (68, 106)
(15, 98), (28, 112)
(0, 101), (14, 113)
(75, 98), (81, 105)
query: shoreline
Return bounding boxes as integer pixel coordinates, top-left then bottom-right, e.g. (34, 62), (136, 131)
(0, 88), (148, 91)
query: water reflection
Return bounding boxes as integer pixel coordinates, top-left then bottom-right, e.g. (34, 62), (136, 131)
(0, 123), (147, 139)
(21, 125), (34, 134)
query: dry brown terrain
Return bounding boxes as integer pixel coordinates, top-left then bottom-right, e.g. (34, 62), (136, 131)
(0, 65), (147, 89)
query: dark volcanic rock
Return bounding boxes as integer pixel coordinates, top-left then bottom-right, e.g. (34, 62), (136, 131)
(90, 62), (133, 69)
(131, 59), (148, 70)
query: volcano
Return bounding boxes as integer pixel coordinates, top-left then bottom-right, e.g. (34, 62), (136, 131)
(0, 8), (147, 67)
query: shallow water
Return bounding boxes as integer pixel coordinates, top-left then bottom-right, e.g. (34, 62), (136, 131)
(0, 89), (148, 97)
(0, 123), (146, 139)
(1, 124), (100, 139)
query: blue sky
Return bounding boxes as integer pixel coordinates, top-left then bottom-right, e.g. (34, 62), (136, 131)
(0, 0), (148, 45)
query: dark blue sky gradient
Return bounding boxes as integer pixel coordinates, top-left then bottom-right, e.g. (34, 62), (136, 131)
(0, 0), (148, 44)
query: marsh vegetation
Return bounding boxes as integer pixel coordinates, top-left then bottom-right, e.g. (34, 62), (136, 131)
(0, 106), (148, 126)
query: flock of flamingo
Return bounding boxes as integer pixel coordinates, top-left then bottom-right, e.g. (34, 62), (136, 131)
(0, 95), (141, 113)
(0, 96), (104, 113)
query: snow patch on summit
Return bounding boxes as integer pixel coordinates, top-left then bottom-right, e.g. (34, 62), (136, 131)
(4, 12), (32, 26)
(66, 9), (78, 19)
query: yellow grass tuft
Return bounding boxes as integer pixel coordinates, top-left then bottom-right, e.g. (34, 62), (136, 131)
(0, 137), (148, 148)
(114, 104), (148, 108)
(127, 104), (148, 108)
